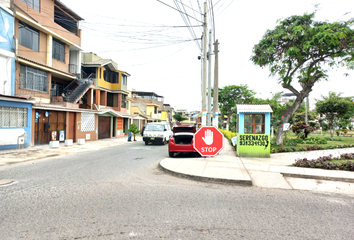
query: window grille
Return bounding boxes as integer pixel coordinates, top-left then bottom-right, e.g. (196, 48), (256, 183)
(20, 0), (40, 12)
(0, 106), (27, 128)
(19, 21), (39, 51)
(20, 65), (48, 92)
(81, 113), (95, 132)
(52, 38), (65, 62)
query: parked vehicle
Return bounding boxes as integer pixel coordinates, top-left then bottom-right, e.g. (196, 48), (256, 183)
(143, 122), (172, 145)
(168, 125), (198, 157)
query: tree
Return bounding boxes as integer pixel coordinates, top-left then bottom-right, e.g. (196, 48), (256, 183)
(173, 114), (187, 125)
(292, 121), (315, 139)
(127, 124), (140, 141)
(315, 92), (351, 139)
(214, 85), (256, 130)
(250, 12), (354, 145)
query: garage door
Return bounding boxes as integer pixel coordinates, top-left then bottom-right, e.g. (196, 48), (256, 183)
(98, 116), (110, 139)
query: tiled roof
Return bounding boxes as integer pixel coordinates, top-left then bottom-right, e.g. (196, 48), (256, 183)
(82, 59), (117, 71)
(236, 104), (273, 113)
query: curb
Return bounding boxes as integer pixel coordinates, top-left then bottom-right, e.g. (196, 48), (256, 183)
(282, 173), (354, 183)
(159, 162), (253, 186)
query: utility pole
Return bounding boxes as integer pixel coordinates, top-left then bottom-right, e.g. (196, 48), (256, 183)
(213, 40), (219, 127)
(207, 30), (212, 126)
(202, 2), (207, 122)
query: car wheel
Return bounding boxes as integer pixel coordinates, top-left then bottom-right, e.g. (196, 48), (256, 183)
(162, 138), (166, 145)
(145, 141), (148, 145)
(169, 152), (174, 157)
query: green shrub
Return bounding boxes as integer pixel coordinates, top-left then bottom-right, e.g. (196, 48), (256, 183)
(285, 139), (298, 146)
(219, 129), (237, 140)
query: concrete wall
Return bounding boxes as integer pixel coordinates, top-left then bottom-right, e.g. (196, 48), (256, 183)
(0, 99), (32, 149)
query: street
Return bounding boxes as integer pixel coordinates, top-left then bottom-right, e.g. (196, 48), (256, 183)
(1, 143), (354, 239)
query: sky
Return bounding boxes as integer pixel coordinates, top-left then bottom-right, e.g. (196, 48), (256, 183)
(61, 0), (354, 112)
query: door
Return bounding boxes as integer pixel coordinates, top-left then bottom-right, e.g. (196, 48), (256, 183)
(35, 110), (66, 145)
(35, 110), (49, 145)
(68, 112), (76, 141)
(98, 116), (110, 139)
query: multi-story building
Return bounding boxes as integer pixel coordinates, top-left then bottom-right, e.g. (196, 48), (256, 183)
(8, 0), (97, 145)
(131, 91), (176, 130)
(1, 0), (132, 148)
(81, 52), (131, 138)
(131, 91), (163, 121)
(0, 1), (35, 149)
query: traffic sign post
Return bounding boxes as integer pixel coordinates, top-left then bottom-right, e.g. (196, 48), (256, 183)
(193, 126), (224, 157)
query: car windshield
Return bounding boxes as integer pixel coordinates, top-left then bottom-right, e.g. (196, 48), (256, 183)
(145, 125), (164, 131)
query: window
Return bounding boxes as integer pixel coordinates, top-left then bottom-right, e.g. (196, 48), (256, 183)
(52, 38), (65, 62)
(20, 0), (40, 12)
(20, 65), (48, 92)
(154, 107), (157, 114)
(19, 21), (39, 51)
(121, 94), (127, 108)
(244, 114), (265, 134)
(104, 70), (118, 83)
(0, 106), (27, 127)
(122, 74), (127, 85)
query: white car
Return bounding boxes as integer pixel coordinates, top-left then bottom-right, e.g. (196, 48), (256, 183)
(143, 122), (172, 145)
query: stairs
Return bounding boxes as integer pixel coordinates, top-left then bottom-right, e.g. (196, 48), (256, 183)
(67, 81), (92, 103)
(63, 77), (93, 104)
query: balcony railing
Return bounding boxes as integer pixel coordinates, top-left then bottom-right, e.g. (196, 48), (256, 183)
(69, 64), (77, 74)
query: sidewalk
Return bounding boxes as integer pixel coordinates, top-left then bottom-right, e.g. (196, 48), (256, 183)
(0, 135), (142, 166)
(160, 138), (252, 185)
(2, 136), (354, 189)
(160, 139), (354, 188)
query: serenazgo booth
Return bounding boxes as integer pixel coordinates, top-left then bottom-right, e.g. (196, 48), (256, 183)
(236, 104), (273, 158)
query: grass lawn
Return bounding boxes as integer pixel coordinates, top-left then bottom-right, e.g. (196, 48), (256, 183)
(271, 132), (354, 153)
(331, 159), (354, 165)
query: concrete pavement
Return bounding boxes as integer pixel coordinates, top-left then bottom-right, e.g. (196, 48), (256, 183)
(1, 136), (354, 192)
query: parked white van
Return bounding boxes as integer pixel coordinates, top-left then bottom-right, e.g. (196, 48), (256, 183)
(142, 122), (172, 145)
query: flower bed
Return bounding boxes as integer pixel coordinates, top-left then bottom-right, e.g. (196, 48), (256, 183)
(293, 153), (354, 171)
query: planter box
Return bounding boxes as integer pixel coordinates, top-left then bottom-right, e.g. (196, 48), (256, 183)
(50, 141), (59, 148)
(65, 139), (73, 146)
(78, 139), (85, 145)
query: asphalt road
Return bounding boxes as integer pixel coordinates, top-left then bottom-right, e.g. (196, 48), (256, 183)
(1, 142), (354, 239)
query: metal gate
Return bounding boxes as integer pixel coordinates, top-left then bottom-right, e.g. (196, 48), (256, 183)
(35, 110), (66, 145)
(98, 116), (110, 139)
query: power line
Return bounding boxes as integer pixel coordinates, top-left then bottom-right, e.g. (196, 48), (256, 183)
(156, 0), (203, 23)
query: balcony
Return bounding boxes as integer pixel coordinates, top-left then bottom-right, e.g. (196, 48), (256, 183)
(69, 64), (77, 74)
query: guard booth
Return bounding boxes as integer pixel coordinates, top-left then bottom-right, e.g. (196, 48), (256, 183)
(236, 104), (273, 157)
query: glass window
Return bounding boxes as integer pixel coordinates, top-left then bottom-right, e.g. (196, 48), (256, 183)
(244, 115), (253, 123)
(244, 125), (253, 133)
(52, 38), (65, 62)
(20, 0), (40, 12)
(244, 114), (265, 134)
(122, 75), (127, 85)
(20, 65), (48, 92)
(19, 21), (39, 51)
(255, 115), (263, 123)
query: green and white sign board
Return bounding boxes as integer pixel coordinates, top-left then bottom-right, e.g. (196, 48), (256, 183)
(237, 134), (271, 157)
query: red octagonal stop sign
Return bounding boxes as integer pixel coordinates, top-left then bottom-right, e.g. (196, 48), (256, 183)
(193, 126), (224, 157)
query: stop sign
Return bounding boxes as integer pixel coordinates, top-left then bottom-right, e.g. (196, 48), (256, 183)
(193, 126), (224, 157)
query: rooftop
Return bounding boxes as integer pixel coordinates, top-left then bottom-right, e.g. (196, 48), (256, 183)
(236, 104), (273, 113)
